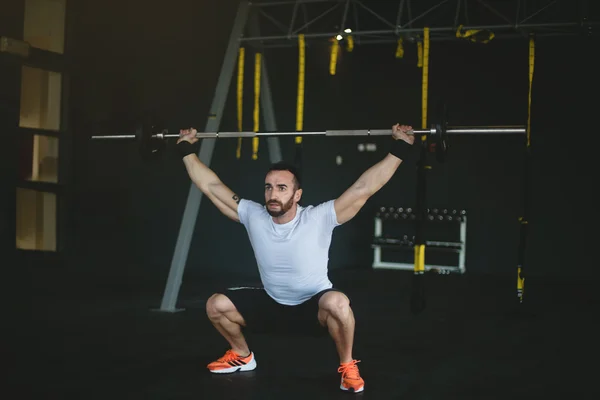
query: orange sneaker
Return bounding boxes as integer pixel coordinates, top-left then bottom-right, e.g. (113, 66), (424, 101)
(207, 349), (257, 374)
(338, 359), (365, 393)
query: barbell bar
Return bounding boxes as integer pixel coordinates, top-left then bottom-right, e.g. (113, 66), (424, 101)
(88, 102), (526, 162)
(90, 126), (525, 140)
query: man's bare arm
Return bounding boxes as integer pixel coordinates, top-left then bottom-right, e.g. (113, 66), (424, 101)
(177, 128), (240, 222)
(334, 124), (414, 225)
(182, 154), (240, 222)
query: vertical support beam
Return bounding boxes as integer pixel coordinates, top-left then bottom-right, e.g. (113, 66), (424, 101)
(410, 138), (428, 315)
(396, 0), (406, 33)
(373, 217), (382, 266)
(516, 36), (535, 306)
(459, 217), (467, 274)
(340, 0), (351, 31)
(454, 0), (462, 29)
(261, 59), (283, 163)
(157, 1), (251, 312)
(248, 8), (282, 163)
(288, 1), (300, 38)
(0, 0), (25, 259)
(410, 26), (430, 315)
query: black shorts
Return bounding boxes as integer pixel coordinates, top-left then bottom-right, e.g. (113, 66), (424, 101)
(218, 286), (350, 337)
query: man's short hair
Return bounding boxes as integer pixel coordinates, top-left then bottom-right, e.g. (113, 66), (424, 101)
(267, 161), (302, 189)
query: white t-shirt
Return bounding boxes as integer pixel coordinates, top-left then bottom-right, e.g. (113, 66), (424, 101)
(237, 198), (341, 305)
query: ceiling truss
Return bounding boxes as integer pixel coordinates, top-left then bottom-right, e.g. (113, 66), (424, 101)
(240, 0), (597, 47)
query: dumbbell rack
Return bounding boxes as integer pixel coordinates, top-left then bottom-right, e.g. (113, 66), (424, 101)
(371, 207), (467, 274)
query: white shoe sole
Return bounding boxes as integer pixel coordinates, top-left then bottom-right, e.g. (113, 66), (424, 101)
(209, 354), (257, 374)
(340, 383), (364, 393)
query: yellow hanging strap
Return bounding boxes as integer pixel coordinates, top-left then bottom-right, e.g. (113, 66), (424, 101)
(414, 245), (426, 274)
(395, 37), (404, 58)
(517, 249), (526, 301)
(252, 52), (261, 160)
(236, 47), (245, 159)
(456, 24), (495, 43)
(417, 41), (423, 67)
(330, 37), (339, 75)
(527, 37), (534, 148)
(296, 34), (305, 144)
(346, 35), (354, 52)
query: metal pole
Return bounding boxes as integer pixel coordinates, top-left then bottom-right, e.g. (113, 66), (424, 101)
(410, 133), (428, 315)
(156, 1), (251, 312)
(248, 7), (283, 163)
(261, 60), (284, 163)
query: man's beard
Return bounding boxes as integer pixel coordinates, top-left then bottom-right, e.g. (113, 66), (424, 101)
(266, 194), (295, 217)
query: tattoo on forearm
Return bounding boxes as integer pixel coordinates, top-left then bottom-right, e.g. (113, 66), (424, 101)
(232, 194), (240, 204)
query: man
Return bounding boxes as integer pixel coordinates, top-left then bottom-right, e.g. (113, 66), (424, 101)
(176, 124), (415, 393)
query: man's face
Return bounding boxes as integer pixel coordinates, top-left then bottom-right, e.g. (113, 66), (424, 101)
(264, 170), (301, 217)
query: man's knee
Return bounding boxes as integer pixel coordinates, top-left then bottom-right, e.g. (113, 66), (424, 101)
(319, 291), (351, 320)
(206, 293), (235, 318)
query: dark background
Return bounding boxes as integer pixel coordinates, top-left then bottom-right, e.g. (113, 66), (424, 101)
(59, 0), (597, 290)
(1, 1), (598, 398)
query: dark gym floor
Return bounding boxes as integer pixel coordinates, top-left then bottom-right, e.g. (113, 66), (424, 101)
(6, 267), (597, 399)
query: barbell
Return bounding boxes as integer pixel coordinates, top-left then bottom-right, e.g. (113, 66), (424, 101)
(90, 104), (526, 163)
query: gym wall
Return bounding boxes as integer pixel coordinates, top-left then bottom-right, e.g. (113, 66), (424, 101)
(67, 1), (596, 286)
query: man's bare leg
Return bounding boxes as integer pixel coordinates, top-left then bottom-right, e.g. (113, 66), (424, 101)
(318, 290), (365, 392)
(317, 291), (355, 364)
(206, 293), (250, 356)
